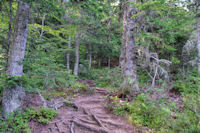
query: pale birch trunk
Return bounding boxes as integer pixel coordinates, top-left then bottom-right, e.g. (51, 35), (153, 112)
(67, 36), (71, 71)
(3, 1), (30, 117)
(74, 34), (81, 76)
(120, 0), (138, 89)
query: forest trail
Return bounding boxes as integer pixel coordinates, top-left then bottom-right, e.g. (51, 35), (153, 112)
(29, 88), (137, 133)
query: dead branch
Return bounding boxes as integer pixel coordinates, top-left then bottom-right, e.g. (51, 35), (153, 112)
(37, 89), (47, 108)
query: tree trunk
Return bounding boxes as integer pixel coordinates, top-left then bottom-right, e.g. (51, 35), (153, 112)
(39, 13), (46, 38)
(2, 1), (30, 117)
(120, 0), (138, 90)
(74, 34), (81, 76)
(88, 44), (92, 70)
(67, 36), (71, 71)
(196, 3), (200, 75)
(89, 53), (92, 70)
(108, 58), (111, 68)
(98, 58), (101, 68)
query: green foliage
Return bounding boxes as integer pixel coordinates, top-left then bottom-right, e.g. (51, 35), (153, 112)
(81, 68), (122, 88)
(0, 107), (57, 133)
(0, 0), (200, 132)
(110, 70), (200, 132)
(110, 92), (200, 132)
(65, 100), (73, 106)
(0, 75), (29, 89)
(111, 94), (170, 131)
(169, 94), (200, 132)
(174, 69), (200, 94)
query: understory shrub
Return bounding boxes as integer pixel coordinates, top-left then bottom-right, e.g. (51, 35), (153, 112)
(110, 72), (200, 132)
(0, 107), (57, 133)
(80, 68), (123, 88)
(110, 94), (170, 131)
(173, 69), (200, 94)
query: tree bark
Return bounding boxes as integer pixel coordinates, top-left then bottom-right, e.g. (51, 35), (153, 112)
(89, 53), (92, 70)
(88, 44), (92, 70)
(67, 36), (71, 71)
(120, 0), (138, 89)
(108, 58), (111, 68)
(74, 34), (81, 76)
(3, 1), (30, 117)
(98, 58), (101, 68)
(196, 2), (200, 75)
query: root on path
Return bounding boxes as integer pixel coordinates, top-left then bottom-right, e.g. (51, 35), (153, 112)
(29, 88), (137, 133)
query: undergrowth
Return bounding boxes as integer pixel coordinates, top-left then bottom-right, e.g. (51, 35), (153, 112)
(0, 107), (57, 133)
(107, 68), (200, 132)
(80, 68), (123, 89)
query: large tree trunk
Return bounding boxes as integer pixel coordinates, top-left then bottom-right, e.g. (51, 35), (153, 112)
(196, 2), (200, 75)
(120, 0), (138, 90)
(74, 34), (81, 76)
(66, 36), (71, 71)
(2, 1), (30, 117)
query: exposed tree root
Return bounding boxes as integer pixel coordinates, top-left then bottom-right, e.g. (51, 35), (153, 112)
(72, 119), (110, 133)
(75, 117), (97, 125)
(29, 86), (136, 133)
(70, 122), (75, 133)
(91, 113), (104, 127)
(101, 119), (124, 127)
(71, 102), (79, 110)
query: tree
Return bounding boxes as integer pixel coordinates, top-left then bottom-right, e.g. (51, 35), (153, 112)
(2, 1), (30, 117)
(120, 0), (138, 90)
(66, 36), (71, 71)
(74, 33), (81, 76)
(195, 0), (200, 75)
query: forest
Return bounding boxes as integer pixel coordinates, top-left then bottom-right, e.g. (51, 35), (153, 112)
(0, 0), (199, 132)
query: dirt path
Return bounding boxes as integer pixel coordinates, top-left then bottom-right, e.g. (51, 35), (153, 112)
(30, 88), (137, 133)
